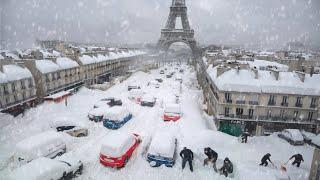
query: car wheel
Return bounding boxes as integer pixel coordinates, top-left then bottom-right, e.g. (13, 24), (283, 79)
(149, 161), (157, 167)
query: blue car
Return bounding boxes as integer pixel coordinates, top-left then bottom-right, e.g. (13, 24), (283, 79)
(102, 106), (132, 130)
(147, 132), (177, 167)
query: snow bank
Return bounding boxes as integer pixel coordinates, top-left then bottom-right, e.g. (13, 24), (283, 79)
(35, 60), (60, 74)
(56, 57), (79, 70)
(148, 132), (176, 158)
(0, 64), (33, 83)
(103, 106), (130, 121)
(100, 133), (136, 157)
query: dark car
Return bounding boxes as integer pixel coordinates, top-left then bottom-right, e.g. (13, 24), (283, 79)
(160, 70), (165, 74)
(155, 78), (163, 83)
(128, 85), (141, 91)
(141, 96), (156, 107)
(102, 97), (122, 107)
(166, 74), (172, 78)
(179, 69), (184, 73)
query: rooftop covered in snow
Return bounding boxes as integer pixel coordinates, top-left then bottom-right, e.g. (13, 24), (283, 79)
(206, 64), (320, 95)
(0, 64), (33, 83)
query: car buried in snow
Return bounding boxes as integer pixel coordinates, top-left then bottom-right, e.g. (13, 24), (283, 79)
(166, 74), (172, 78)
(141, 95), (156, 107)
(160, 70), (165, 74)
(103, 106), (133, 130)
(51, 120), (88, 137)
(128, 85), (141, 91)
(14, 131), (66, 166)
(88, 107), (108, 122)
(147, 80), (160, 88)
(163, 103), (182, 122)
(147, 132), (177, 167)
(277, 129), (304, 146)
(100, 133), (141, 168)
(94, 97), (122, 108)
(128, 89), (145, 104)
(155, 78), (163, 83)
(8, 156), (83, 180)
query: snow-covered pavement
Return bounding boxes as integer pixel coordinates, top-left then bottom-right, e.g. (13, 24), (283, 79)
(0, 64), (315, 180)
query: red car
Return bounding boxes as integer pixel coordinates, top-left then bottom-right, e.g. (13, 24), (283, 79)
(100, 133), (141, 168)
(163, 104), (182, 122)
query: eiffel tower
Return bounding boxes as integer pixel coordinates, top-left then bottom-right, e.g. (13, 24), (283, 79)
(158, 0), (199, 57)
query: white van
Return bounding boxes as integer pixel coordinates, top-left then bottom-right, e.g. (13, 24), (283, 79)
(15, 131), (66, 166)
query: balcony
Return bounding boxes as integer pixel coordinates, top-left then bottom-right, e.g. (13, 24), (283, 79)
(268, 101), (276, 106)
(225, 99), (232, 104)
(236, 100), (246, 105)
(249, 101), (259, 105)
(295, 103), (303, 108)
(281, 102), (288, 107)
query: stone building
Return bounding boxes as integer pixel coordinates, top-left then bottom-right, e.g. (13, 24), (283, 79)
(0, 61), (37, 115)
(197, 55), (320, 136)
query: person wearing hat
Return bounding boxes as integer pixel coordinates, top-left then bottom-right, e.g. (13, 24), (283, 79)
(259, 153), (273, 166)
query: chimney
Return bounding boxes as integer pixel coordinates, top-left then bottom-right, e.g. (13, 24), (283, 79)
(271, 69), (280, 80)
(217, 65), (230, 77)
(295, 71), (306, 82)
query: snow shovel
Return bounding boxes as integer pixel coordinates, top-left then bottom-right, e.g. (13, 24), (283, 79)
(280, 160), (290, 172)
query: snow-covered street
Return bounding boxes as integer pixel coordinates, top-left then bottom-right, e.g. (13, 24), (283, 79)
(0, 64), (315, 180)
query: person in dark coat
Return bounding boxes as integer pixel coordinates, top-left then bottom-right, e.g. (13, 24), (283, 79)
(180, 147), (194, 172)
(241, 131), (250, 143)
(219, 157), (233, 177)
(203, 147), (218, 172)
(259, 153), (273, 166)
(290, 154), (304, 167)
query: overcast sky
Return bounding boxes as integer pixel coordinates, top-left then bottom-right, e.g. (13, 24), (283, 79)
(1, 0), (320, 50)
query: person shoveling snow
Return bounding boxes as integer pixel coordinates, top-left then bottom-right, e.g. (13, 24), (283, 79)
(259, 153), (273, 167)
(219, 157), (233, 177)
(203, 147), (218, 172)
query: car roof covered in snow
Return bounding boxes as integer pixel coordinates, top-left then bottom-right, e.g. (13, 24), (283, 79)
(103, 106), (130, 121)
(8, 157), (67, 180)
(100, 133), (136, 157)
(283, 129), (304, 141)
(148, 132), (176, 158)
(16, 131), (63, 152)
(141, 95), (156, 102)
(165, 103), (181, 113)
(88, 107), (109, 116)
(311, 134), (320, 146)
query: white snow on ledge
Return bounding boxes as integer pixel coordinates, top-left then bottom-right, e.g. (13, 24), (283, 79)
(35, 60), (60, 74)
(0, 64), (33, 83)
(56, 57), (79, 70)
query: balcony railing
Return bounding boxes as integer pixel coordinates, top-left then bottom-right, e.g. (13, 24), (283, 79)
(249, 101), (259, 105)
(236, 100), (246, 105)
(225, 99), (232, 104)
(295, 103), (303, 108)
(268, 101), (276, 106)
(281, 102), (288, 107)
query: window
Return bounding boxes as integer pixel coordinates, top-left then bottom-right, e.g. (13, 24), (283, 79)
(293, 110), (299, 120)
(225, 93), (232, 103)
(281, 96), (288, 106)
(28, 79), (33, 88)
(268, 95), (276, 105)
(236, 108), (243, 115)
(280, 109), (285, 119)
(248, 109), (254, 118)
(308, 112), (314, 121)
(12, 83), (16, 92)
(46, 74), (50, 82)
(57, 73), (61, 79)
(21, 80), (26, 89)
(295, 97), (302, 107)
(225, 107), (230, 116)
(267, 110), (272, 118)
(4, 85), (9, 94)
(22, 92), (26, 100)
(310, 97), (317, 108)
